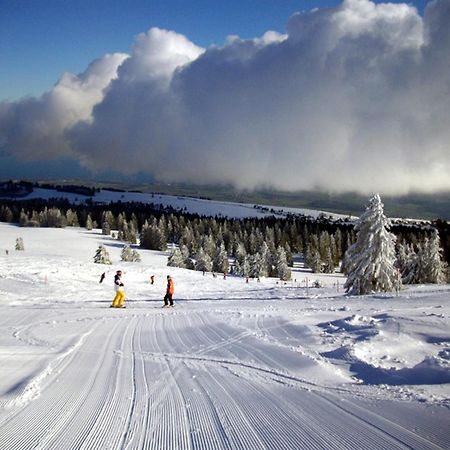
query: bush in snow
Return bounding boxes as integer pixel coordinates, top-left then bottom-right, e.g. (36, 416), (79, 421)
(344, 194), (398, 295)
(131, 250), (141, 262)
(94, 244), (112, 265)
(121, 245), (133, 261)
(15, 237), (24, 251)
(121, 245), (141, 263)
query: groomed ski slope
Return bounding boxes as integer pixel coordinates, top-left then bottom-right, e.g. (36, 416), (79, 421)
(0, 224), (449, 449)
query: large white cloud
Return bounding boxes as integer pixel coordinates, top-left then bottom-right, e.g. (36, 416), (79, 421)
(0, 52), (128, 160)
(1, 0), (450, 194)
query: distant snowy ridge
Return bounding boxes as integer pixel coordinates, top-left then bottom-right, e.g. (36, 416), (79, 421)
(0, 186), (350, 220)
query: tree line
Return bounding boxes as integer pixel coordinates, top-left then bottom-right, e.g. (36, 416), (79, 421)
(1, 197), (448, 287)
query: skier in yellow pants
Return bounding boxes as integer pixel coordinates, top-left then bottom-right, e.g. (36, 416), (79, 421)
(111, 270), (126, 308)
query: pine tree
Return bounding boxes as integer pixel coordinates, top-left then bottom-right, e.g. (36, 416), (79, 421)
(344, 194), (397, 295)
(101, 211), (116, 231)
(213, 242), (229, 274)
(195, 247), (213, 272)
(275, 247), (291, 280)
(168, 247), (186, 268)
(334, 229), (343, 265)
(140, 222), (167, 251)
(0, 206), (13, 223)
(127, 221), (137, 244)
(102, 221), (111, 236)
(86, 214), (94, 231)
(322, 247), (335, 273)
(66, 209), (79, 227)
(199, 234), (215, 258)
(250, 252), (266, 278)
(19, 210), (28, 227)
(234, 243), (247, 276)
(257, 241), (272, 276)
(240, 256), (251, 277)
(422, 230), (447, 283)
(180, 244), (194, 269)
(319, 231), (331, 261)
(401, 243), (423, 284)
(94, 244), (112, 264)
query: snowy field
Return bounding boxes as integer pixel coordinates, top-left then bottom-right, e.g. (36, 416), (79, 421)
(0, 223), (449, 449)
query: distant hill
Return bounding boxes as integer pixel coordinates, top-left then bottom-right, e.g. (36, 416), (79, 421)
(2, 179), (449, 220)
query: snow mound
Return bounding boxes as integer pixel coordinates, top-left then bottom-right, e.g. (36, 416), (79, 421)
(319, 313), (450, 387)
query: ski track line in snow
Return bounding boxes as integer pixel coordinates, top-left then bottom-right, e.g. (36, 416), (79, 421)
(3, 327), (95, 411)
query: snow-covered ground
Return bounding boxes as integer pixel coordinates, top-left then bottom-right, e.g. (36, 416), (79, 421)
(0, 223), (449, 449)
(3, 187), (349, 219)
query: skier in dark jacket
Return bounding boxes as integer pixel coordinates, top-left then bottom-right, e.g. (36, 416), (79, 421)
(111, 270), (125, 308)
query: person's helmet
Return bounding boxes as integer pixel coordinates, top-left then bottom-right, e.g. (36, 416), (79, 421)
(117, 270), (122, 274)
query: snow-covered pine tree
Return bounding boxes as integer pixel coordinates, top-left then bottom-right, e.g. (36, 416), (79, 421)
(0, 206), (14, 223)
(396, 241), (416, 283)
(180, 226), (196, 254)
(257, 241), (271, 276)
(199, 234), (216, 258)
(401, 242), (423, 284)
(234, 242), (247, 268)
(66, 209), (79, 226)
(125, 221), (137, 244)
(102, 221), (111, 236)
(180, 244), (194, 269)
(19, 210), (28, 227)
(334, 229), (343, 265)
(94, 244), (112, 264)
(195, 247), (213, 272)
(305, 243), (322, 273)
(15, 237), (25, 251)
(121, 245), (133, 262)
(250, 252), (267, 278)
(240, 256), (251, 277)
(101, 211), (115, 231)
(130, 249), (141, 262)
(422, 230), (447, 284)
(140, 222), (167, 251)
(304, 235), (322, 272)
(344, 194), (397, 295)
(319, 231), (331, 261)
(322, 247), (335, 274)
(275, 247), (291, 281)
(213, 242), (229, 274)
(86, 214), (94, 231)
(168, 247), (186, 268)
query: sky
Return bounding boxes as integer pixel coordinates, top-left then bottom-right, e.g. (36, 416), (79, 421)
(0, 0), (448, 195)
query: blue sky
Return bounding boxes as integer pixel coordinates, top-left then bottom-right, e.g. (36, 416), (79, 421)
(0, 0), (429, 101)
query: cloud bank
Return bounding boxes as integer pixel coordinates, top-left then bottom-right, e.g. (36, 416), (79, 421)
(1, 0), (450, 194)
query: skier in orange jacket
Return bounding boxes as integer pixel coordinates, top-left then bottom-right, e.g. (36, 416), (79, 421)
(163, 275), (174, 307)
